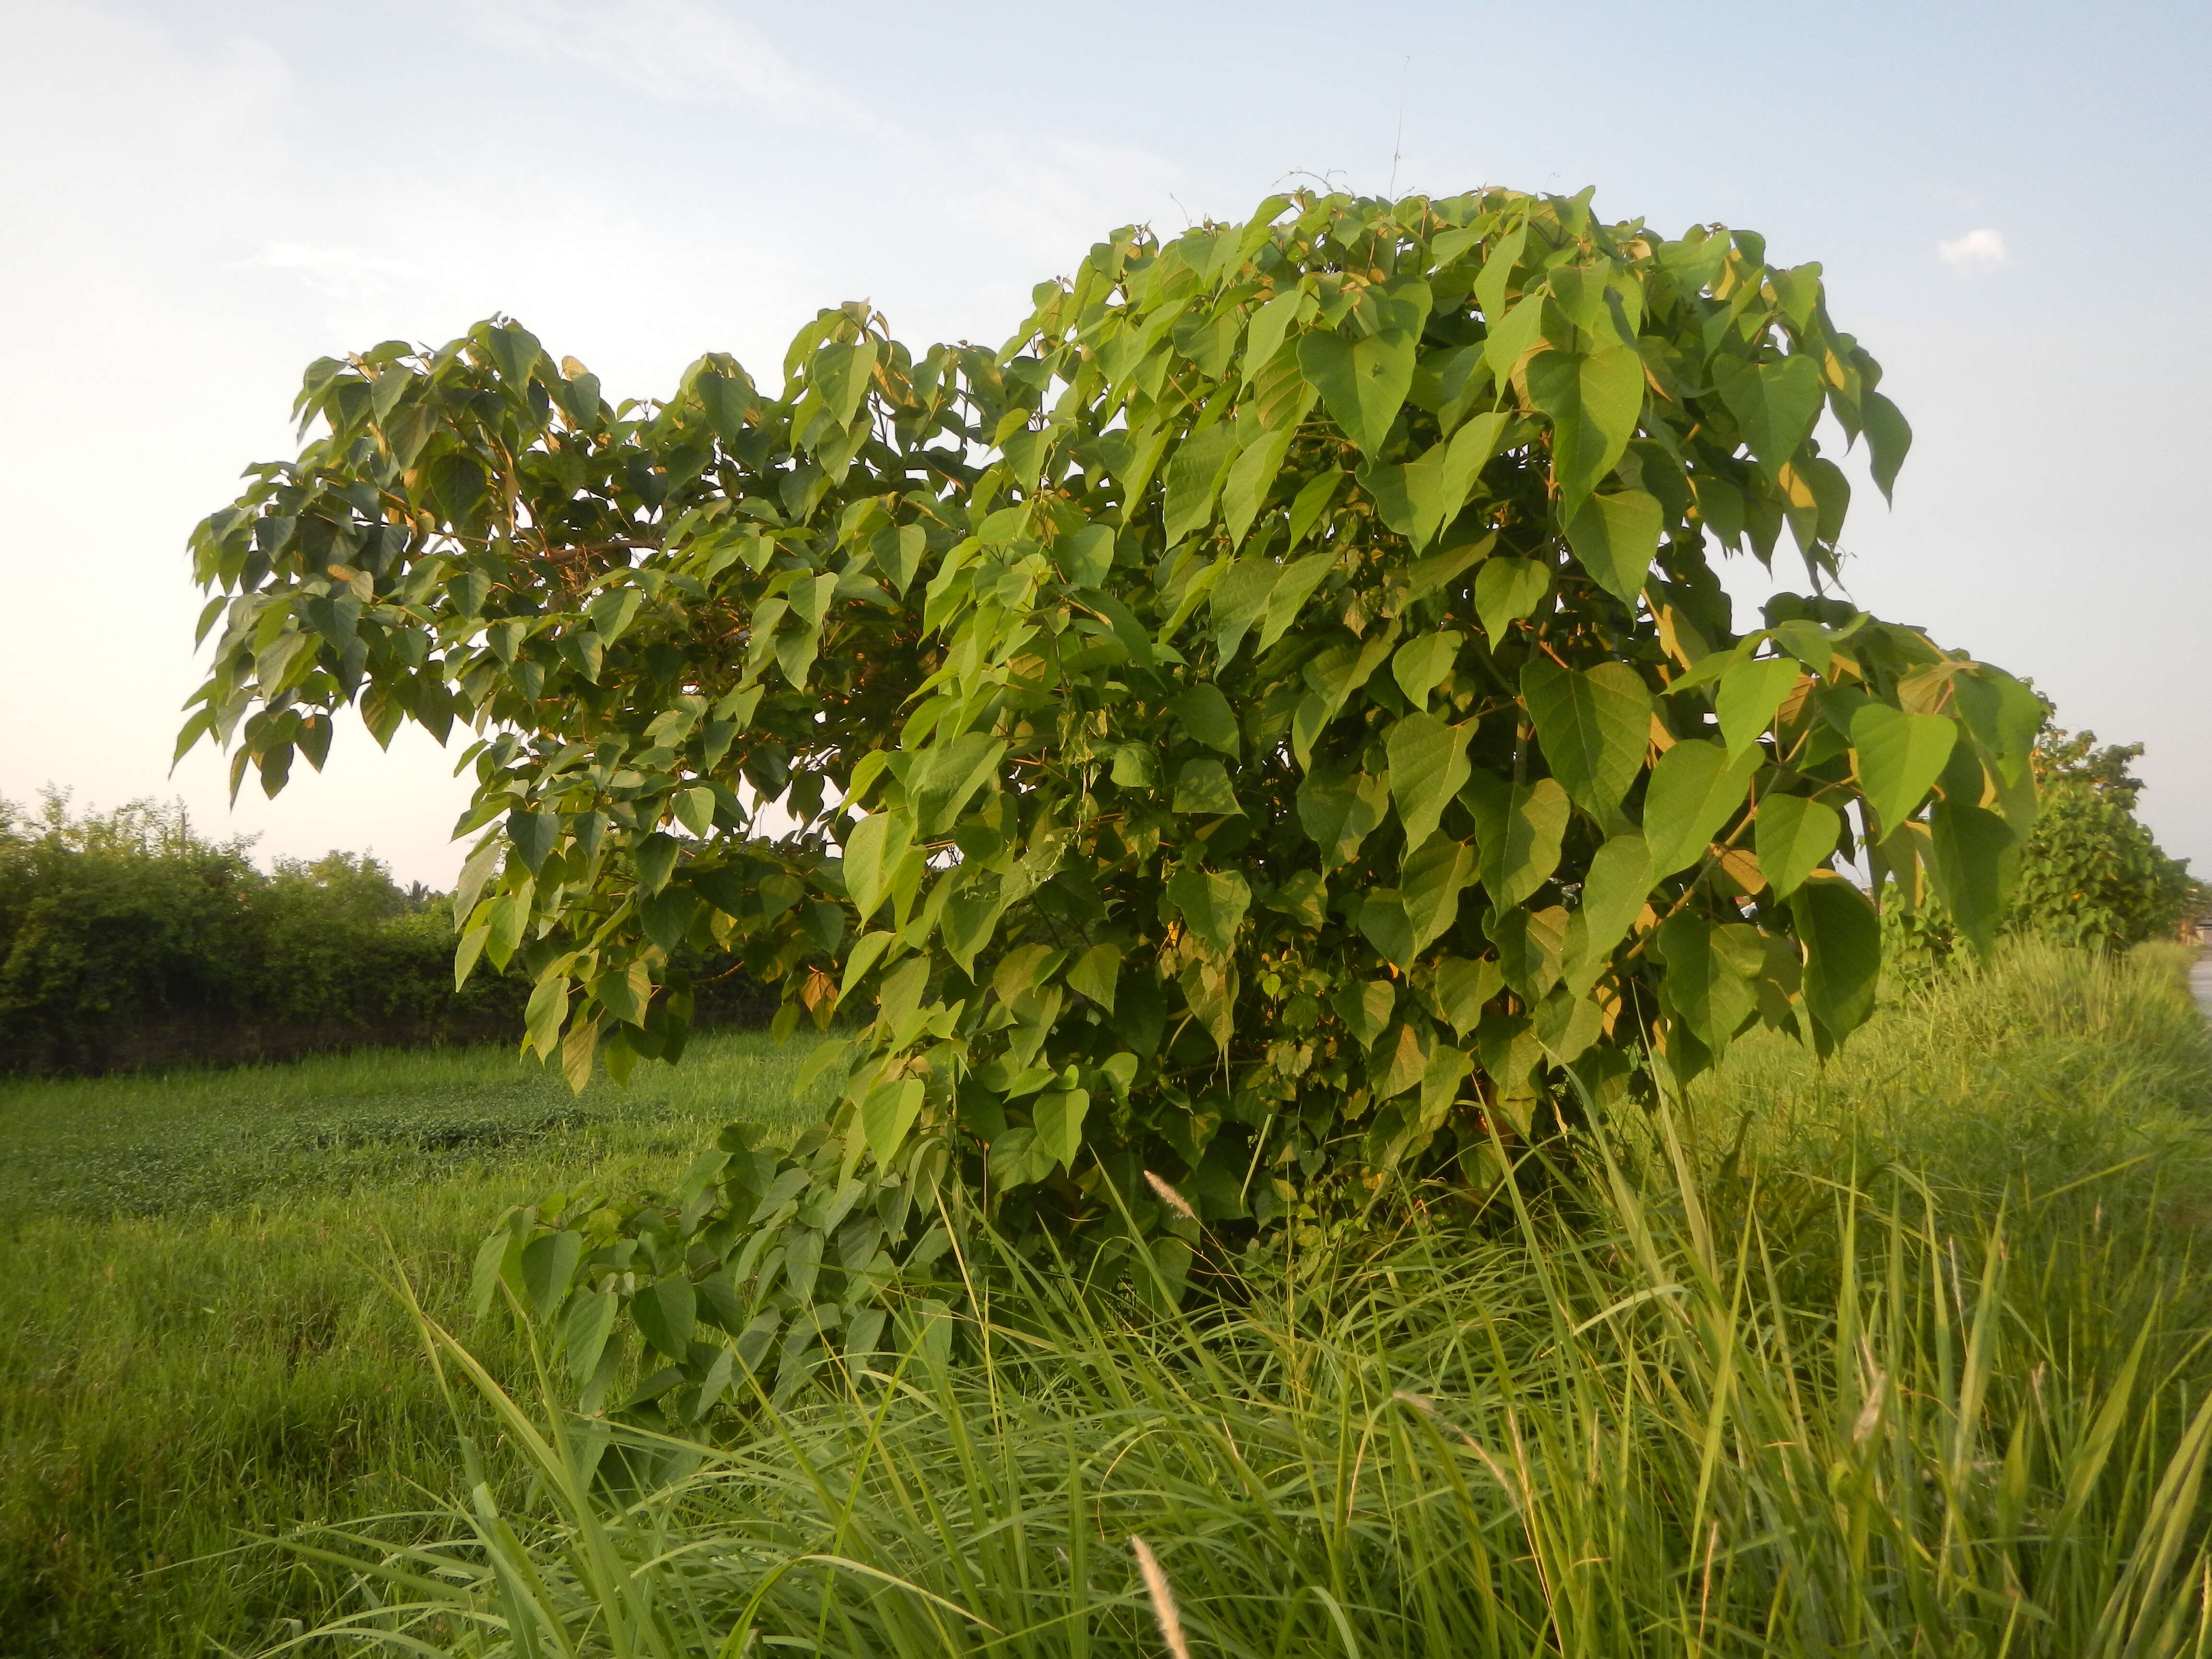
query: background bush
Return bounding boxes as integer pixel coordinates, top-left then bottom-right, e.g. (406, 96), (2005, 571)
(0, 793), (524, 1074)
(1884, 716), (2200, 983)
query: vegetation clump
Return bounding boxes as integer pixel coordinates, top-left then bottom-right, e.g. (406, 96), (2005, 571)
(1885, 717), (2200, 980)
(0, 793), (522, 1074)
(184, 188), (2038, 1415)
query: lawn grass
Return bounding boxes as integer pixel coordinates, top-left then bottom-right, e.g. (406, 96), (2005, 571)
(2, 945), (2208, 1657)
(0, 1027), (822, 1659)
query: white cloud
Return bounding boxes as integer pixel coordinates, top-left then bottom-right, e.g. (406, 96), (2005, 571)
(1938, 228), (2008, 272)
(462, 0), (859, 125)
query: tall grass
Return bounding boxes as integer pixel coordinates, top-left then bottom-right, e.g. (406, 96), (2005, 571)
(298, 942), (2212, 1657)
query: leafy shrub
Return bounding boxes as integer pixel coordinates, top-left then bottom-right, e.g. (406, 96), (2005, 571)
(1883, 718), (2198, 981)
(184, 187), (2032, 1416)
(2010, 725), (2198, 948)
(0, 793), (523, 1073)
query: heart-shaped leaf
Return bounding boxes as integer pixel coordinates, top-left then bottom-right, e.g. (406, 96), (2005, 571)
(1754, 794), (1841, 898)
(1712, 353), (1824, 478)
(1522, 658), (1652, 818)
(1850, 703), (1957, 831)
(1299, 327), (1417, 455)
(1642, 740), (1758, 877)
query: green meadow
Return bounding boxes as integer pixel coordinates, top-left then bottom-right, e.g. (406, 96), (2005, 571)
(5, 944), (2212, 1657)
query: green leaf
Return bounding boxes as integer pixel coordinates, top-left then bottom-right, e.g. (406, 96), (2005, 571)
(1256, 549), (1337, 652)
(876, 956), (930, 1033)
(1399, 833), (1473, 953)
(1861, 389), (1912, 502)
(873, 523), (927, 593)
(453, 925), (491, 991)
(1172, 758), (1242, 816)
(1564, 831), (1654, 993)
(1473, 556), (1549, 645)
(1402, 532), (1493, 605)
(911, 732), (1006, 835)
(1755, 794), (1841, 899)
(1433, 956), (1502, 1037)
(862, 1077), (925, 1166)
(1534, 986), (1605, 1065)
(425, 451), (488, 528)
(1373, 1022), (1429, 1099)
(842, 812), (911, 921)
(1716, 656), (1802, 759)
(453, 833), (502, 929)
(1168, 867), (1251, 953)
(588, 587), (642, 646)
(1564, 490), (1661, 604)
(507, 810), (559, 874)
(1642, 740), (1758, 878)
(1522, 658), (1652, 819)
(1334, 978), (1396, 1048)
(560, 1290), (617, 1385)
(1298, 326), (1417, 455)
(1034, 1088), (1091, 1168)
(1244, 286), (1305, 373)
(811, 338), (879, 426)
(1174, 683), (1240, 755)
(673, 785), (716, 838)
(1208, 554), (1279, 663)
(1386, 712), (1473, 849)
(1791, 874), (1881, 1040)
(1067, 943), (1122, 1012)
(1418, 1042), (1474, 1129)
(1057, 524), (1115, 589)
(1356, 891), (1418, 972)
(565, 1018), (604, 1093)
(1712, 353), (1823, 478)
(525, 973), (571, 1058)
(1476, 1012), (1542, 1103)
(797, 1034), (853, 1094)
(986, 1127), (1056, 1190)
(520, 1230), (581, 1321)
(1526, 344), (1644, 514)
(1463, 772), (1569, 910)
(1296, 762), (1389, 871)
(1367, 413), (1511, 547)
(1657, 914), (1762, 1054)
(839, 932), (895, 999)
(634, 832), (680, 895)
(1162, 422), (1239, 545)
(1220, 421), (1300, 547)
(1850, 703), (1957, 830)
(1490, 904), (1568, 1001)
(1928, 800), (2020, 958)
(633, 1273), (697, 1359)
(1391, 630), (1461, 709)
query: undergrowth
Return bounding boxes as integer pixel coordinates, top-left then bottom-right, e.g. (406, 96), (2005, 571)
(291, 941), (2212, 1657)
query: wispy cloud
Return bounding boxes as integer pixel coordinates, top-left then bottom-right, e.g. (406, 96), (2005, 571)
(462, 0), (862, 125)
(1938, 228), (2008, 272)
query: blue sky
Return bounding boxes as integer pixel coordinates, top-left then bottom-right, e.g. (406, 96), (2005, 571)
(2, 0), (2204, 883)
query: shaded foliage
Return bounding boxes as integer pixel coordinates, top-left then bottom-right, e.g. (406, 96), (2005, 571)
(0, 793), (522, 1073)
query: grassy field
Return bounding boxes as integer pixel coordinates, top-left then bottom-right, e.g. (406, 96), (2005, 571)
(0, 1030), (822, 1659)
(3, 945), (2210, 1656)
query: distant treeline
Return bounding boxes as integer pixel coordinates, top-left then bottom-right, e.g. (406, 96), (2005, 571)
(0, 793), (532, 1074)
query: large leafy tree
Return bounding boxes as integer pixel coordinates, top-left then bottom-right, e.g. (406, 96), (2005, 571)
(183, 188), (2037, 1411)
